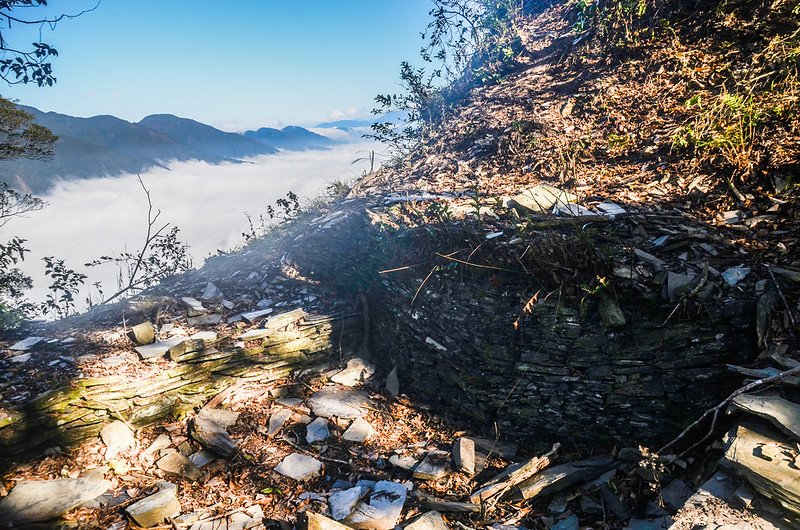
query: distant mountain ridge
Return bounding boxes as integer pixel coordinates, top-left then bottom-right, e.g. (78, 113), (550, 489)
(243, 125), (334, 151)
(315, 110), (407, 130)
(0, 106), (340, 194)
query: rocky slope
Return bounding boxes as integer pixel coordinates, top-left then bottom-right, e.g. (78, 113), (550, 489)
(0, 0), (799, 528)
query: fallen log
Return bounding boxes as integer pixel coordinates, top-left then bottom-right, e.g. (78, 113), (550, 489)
(516, 456), (616, 500)
(470, 443), (560, 503)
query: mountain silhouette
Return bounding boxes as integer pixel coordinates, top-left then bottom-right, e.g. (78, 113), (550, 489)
(243, 125), (334, 151)
(1, 107), (289, 193)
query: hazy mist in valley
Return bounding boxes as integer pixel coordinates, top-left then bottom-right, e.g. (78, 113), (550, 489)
(7, 142), (381, 308)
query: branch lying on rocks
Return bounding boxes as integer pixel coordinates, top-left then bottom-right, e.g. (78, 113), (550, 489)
(657, 361), (800, 459)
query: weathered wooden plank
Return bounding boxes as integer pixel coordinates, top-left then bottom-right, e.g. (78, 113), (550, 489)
(516, 456), (615, 500)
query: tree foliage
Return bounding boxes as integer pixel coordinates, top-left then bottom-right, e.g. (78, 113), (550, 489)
(0, 1), (92, 328)
(0, 104), (53, 330)
(0, 236), (33, 330)
(0, 96), (57, 159)
(40, 256), (86, 319)
(370, 0), (526, 153)
(0, 0), (98, 86)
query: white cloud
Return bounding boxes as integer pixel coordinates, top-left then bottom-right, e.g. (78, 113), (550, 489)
(208, 116), (286, 133)
(327, 106), (365, 120)
(7, 142), (381, 307)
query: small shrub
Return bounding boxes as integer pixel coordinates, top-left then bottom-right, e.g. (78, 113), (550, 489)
(40, 256), (86, 320)
(0, 237), (34, 331)
(672, 91), (764, 176)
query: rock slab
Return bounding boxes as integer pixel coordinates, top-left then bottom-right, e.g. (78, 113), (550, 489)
(126, 488), (181, 528)
(190, 413), (237, 457)
(329, 486), (366, 520)
(342, 417), (373, 442)
(344, 480), (408, 530)
(306, 417), (331, 444)
(268, 409), (293, 437)
(157, 452), (202, 481)
(404, 510), (449, 530)
(306, 512), (352, 530)
(308, 386), (369, 419)
(275, 453), (323, 481)
(330, 358), (376, 387)
(453, 437), (475, 475)
(100, 420), (136, 460)
(0, 478), (111, 524)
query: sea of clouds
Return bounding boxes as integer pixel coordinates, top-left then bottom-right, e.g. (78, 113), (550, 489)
(6, 141), (382, 307)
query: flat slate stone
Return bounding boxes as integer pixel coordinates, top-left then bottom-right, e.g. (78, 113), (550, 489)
(189, 449), (216, 468)
(518, 456), (615, 500)
(135, 337), (185, 360)
(306, 512), (352, 530)
(342, 417), (373, 442)
(274, 453), (323, 481)
(201, 282), (223, 300)
(256, 298), (274, 309)
(227, 504), (264, 530)
(131, 321), (156, 345)
(143, 434), (172, 456)
(9, 336), (44, 351)
(552, 514), (579, 530)
(238, 328), (271, 340)
(126, 488), (181, 528)
(268, 409), (293, 437)
(308, 386), (369, 419)
(100, 420), (136, 460)
(329, 486), (365, 520)
(187, 313), (223, 326)
(0, 478), (111, 524)
(453, 437), (475, 475)
(276, 396), (304, 407)
(596, 202), (627, 217)
(404, 511), (449, 530)
(190, 519), (228, 530)
(344, 480), (408, 530)
(198, 408), (239, 429)
(330, 357), (376, 387)
(508, 184), (577, 214)
(552, 202), (594, 216)
(389, 454), (418, 471)
(157, 452), (202, 481)
(385, 367), (399, 397)
(660, 479), (692, 512)
(413, 451), (450, 481)
(732, 393), (800, 442)
(182, 296), (207, 316)
(241, 309), (273, 323)
(306, 417), (330, 444)
(190, 416), (237, 457)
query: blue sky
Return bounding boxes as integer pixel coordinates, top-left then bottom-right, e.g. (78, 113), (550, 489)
(1, 0), (432, 130)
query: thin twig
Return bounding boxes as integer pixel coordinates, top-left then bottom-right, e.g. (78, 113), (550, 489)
(435, 252), (518, 273)
(411, 266), (438, 307)
(767, 264), (798, 330)
(278, 435), (351, 465)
